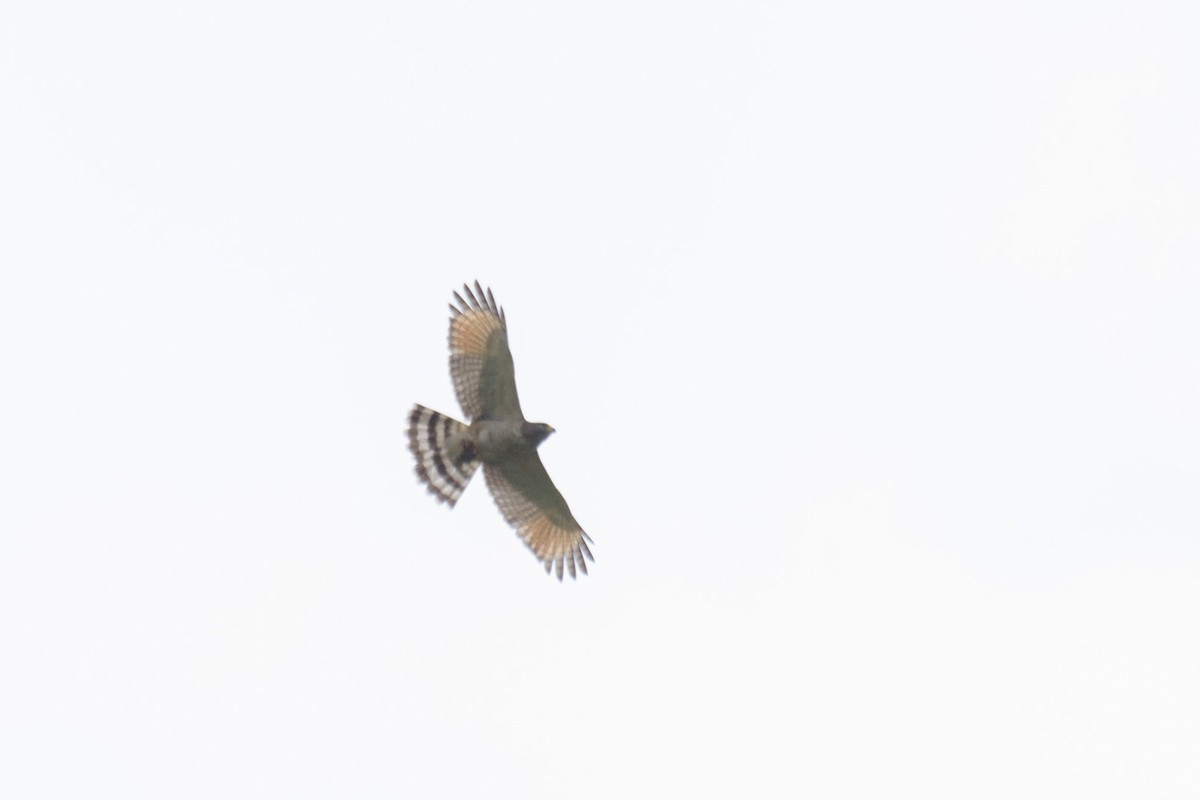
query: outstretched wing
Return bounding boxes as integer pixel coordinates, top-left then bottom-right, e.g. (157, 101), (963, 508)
(484, 452), (594, 580)
(448, 281), (523, 422)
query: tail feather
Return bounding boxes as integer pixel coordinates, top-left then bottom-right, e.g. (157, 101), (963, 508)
(407, 405), (478, 506)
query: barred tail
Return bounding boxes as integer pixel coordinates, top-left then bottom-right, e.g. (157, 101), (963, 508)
(407, 405), (479, 507)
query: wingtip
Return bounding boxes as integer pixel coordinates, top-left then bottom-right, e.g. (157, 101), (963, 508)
(461, 283), (479, 309)
(451, 282), (505, 325)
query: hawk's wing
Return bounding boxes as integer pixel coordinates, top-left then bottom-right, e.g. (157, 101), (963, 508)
(448, 281), (523, 422)
(484, 452), (594, 580)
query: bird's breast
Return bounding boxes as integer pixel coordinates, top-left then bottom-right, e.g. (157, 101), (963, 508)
(469, 420), (526, 463)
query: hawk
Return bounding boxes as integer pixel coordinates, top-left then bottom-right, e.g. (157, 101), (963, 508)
(407, 282), (594, 580)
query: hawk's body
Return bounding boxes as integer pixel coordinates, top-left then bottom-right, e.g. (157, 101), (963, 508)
(407, 282), (593, 580)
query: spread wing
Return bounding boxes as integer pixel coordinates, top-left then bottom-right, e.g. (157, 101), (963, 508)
(448, 281), (523, 422)
(484, 452), (594, 580)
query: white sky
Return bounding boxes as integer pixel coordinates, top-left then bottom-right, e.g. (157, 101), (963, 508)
(2, 2), (1198, 798)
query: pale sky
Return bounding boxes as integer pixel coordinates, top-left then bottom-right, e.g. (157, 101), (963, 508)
(2, 2), (1198, 798)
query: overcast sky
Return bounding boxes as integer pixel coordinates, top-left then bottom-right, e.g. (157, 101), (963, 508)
(2, 2), (1198, 798)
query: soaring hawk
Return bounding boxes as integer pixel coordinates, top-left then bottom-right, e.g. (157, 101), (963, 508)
(407, 282), (594, 579)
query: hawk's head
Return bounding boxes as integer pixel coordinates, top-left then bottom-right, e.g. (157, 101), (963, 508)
(521, 422), (555, 447)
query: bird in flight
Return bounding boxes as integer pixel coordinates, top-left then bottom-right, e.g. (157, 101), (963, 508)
(407, 282), (594, 579)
